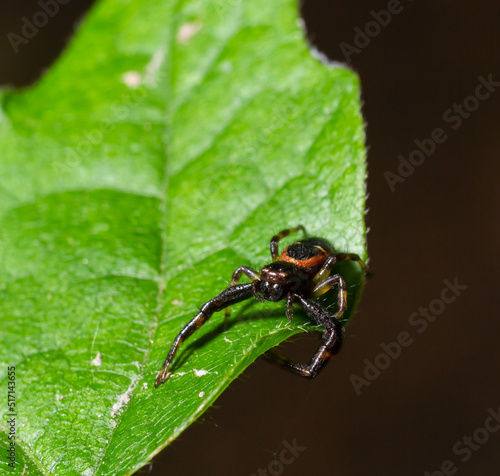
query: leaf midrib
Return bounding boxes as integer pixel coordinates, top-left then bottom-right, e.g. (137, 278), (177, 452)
(90, 1), (178, 473)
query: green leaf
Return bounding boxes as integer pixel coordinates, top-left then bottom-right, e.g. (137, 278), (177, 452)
(0, 0), (367, 474)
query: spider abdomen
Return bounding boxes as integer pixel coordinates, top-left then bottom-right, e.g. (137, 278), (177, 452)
(281, 237), (335, 271)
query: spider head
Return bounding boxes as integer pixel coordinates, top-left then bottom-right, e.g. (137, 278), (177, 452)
(258, 262), (307, 302)
(258, 280), (286, 302)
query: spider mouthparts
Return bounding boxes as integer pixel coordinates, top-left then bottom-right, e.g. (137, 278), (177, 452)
(251, 282), (265, 303)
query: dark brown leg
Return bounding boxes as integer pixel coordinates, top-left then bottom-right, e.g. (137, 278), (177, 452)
(314, 252), (370, 285)
(155, 283), (254, 387)
(312, 274), (347, 321)
(270, 225), (306, 261)
(286, 293), (294, 322)
(224, 266), (260, 324)
(265, 330), (342, 378)
(264, 295), (344, 378)
(334, 252), (371, 276)
(312, 255), (337, 284)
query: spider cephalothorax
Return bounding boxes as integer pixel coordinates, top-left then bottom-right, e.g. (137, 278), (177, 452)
(257, 262), (309, 302)
(155, 226), (368, 387)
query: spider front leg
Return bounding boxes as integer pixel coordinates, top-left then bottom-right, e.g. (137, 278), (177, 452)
(224, 266), (260, 326)
(270, 225), (306, 261)
(155, 283), (254, 387)
(264, 295), (345, 378)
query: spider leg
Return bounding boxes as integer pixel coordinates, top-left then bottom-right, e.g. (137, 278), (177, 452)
(155, 283), (254, 387)
(311, 274), (347, 320)
(314, 253), (370, 285)
(312, 255), (337, 284)
(264, 295), (344, 378)
(224, 266), (260, 326)
(229, 266), (260, 286)
(334, 252), (371, 276)
(270, 225), (306, 261)
(286, 293), (294, 323)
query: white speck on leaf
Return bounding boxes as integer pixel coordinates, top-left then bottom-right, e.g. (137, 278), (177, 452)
(141, 382), (148, 391)
(224, 337), (232, 343)
(55, 391), (64, 401)
(112, 393), (131, 417)
(194, 369), (208, 377)
(132, 361), (141, 371)
(91, 351), (102, 366)
(176, 21), (203, 44)
(199, 391), (205, 398)
(144, 49), (165, 86)
(121, 70), (142, 88)
(111, 378), (138, 417)
(172, 300), (183, 306)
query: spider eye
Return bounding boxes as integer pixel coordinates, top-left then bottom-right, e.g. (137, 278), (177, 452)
(260, 281), (285, 302)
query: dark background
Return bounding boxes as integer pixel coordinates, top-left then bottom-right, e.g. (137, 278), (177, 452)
(2, 1), (499, 475)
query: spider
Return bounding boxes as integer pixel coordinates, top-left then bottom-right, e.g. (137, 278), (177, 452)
(155, 226), (368, 387)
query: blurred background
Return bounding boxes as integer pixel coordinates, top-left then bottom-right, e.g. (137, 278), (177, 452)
(1, 1), (499, 475)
